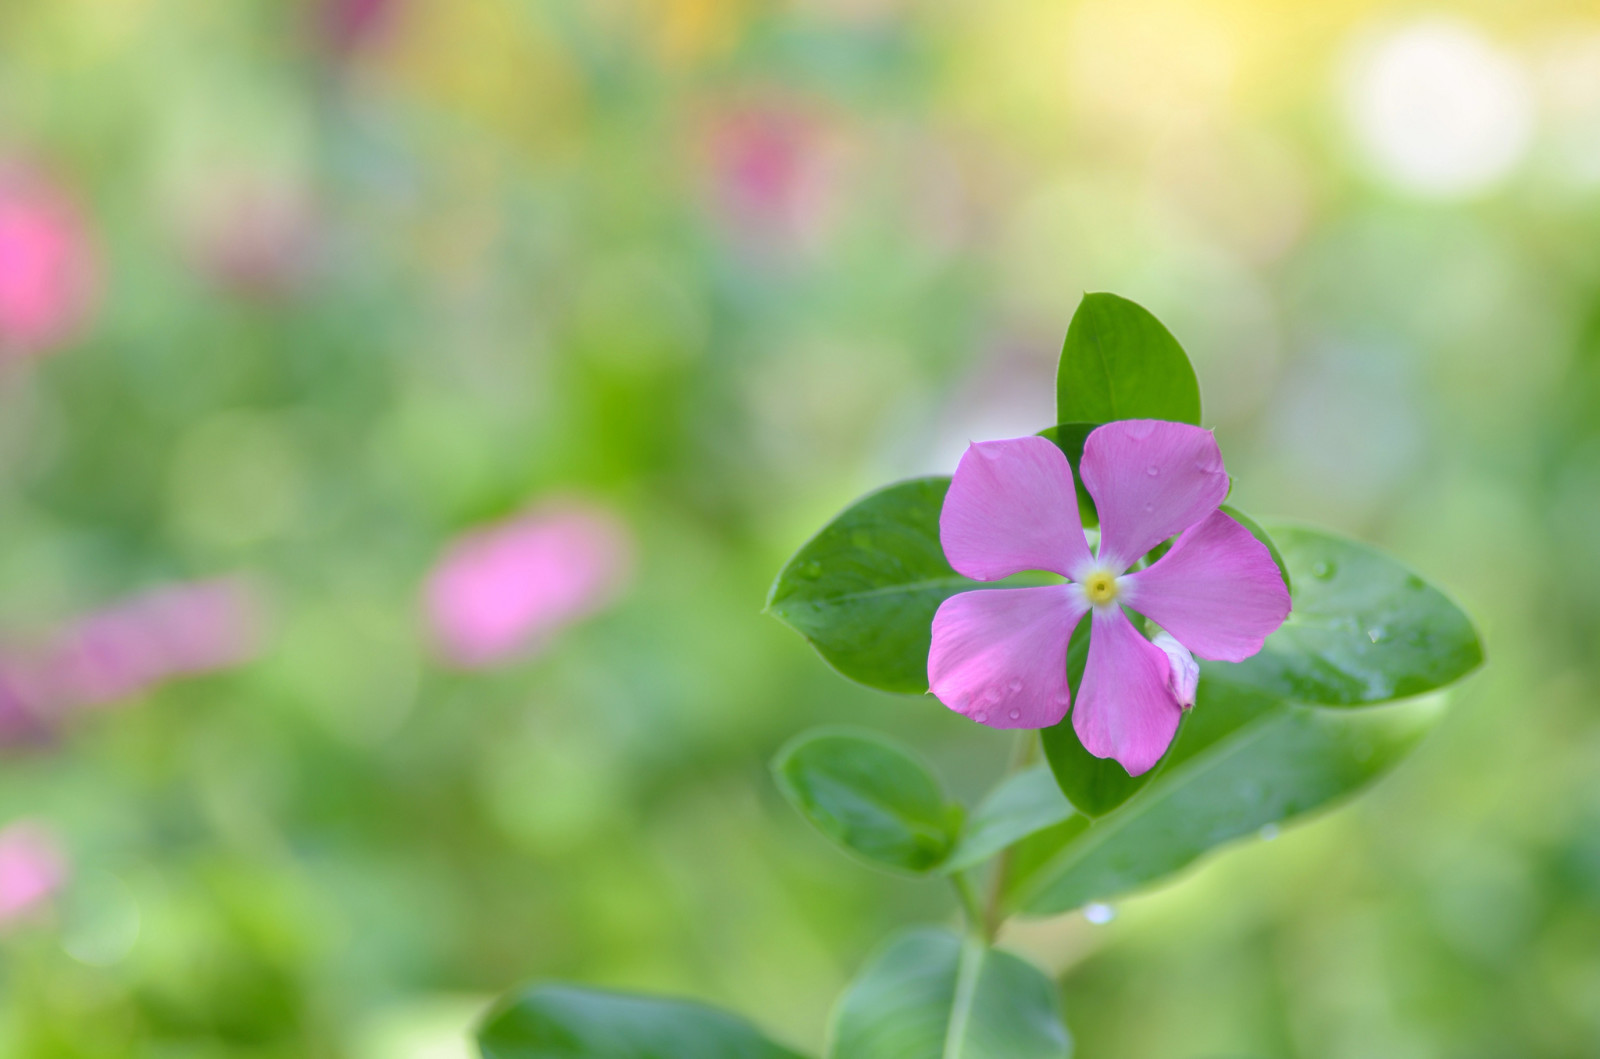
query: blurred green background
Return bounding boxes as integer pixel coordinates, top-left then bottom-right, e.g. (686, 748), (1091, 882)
(0, 0), (1595, 1055)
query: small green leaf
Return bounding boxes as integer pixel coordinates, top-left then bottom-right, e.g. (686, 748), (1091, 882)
(773, 728), (959, 874)
(941, 766), (1075, 874)
(829, 928), (1072, 1059)
(767, 477), (973, 694)
(1006, 683), (1445, 916)
(478, 985), (807, 1059)
(1218, 505), (1290, 593)
(1056, 293), (1201, 427)
(1206, 525), (1483, 706)
(1036, 423), (1101, 528)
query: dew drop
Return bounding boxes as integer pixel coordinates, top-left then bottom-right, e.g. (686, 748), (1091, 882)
(1312, 561), (1335, 580)
(801, 561), (823, 579)
(1145, 465), (1159, 477)
(1083, 902), (1115, 925)
(1142, 502), (1154, 512)
(1009, 709), (1021, 720)
(1055, 691), (1072, 705)
(1258, 823), (1280, 841)
(973, 711), (988, 724)
(851, 530), (872, 550)
(1367, 626), (1387, 644)
(1008, 679), (1023, 692)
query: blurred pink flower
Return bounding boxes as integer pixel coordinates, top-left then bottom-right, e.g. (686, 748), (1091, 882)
(0, 822), (67, 925)
(43, 578), (264, 709)
(0, 166), (97, 358)
(318, 0), (403, 56)
(702, 102), (845, 254)
(179, 178), (319, 299)
(426, 501), (635, 669)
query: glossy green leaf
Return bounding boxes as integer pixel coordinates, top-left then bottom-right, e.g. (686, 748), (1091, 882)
(773, 728), (959, 874)
(1218, 504), (1290, 593)
(1038, 621), (1163, 817)
(1206, 526), (1483, 706)
(1037, 423), (1101, 527)
(941, 765), (1074, 874)
(478, 985), (807, 1059)
(1006, 683), (1445, 916)
(767, 477), (971, 694)
(1056, 293), (1201, 427)
(828, 928), (1071, 1059)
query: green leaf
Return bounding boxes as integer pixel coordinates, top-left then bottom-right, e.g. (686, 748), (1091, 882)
(1206, 526), (1483, 706)
(478, 985), (807, 1059)
(1056, 293), (1201, 427)
(772, 728), (959, 874)
(1005, 683), (1445, 916)
(1036, 423), (1101, 528)
(828, 928), (1071, 1059)
(767, 477), (972, 694)
(941, 765), (1074, 874)
(1218, 504), (1290, 593)
(1038, 621), (1163, 817)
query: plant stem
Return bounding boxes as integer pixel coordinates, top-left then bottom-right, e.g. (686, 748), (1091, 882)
(950, 871), (988, 942)
(980, 729), (1038, 938)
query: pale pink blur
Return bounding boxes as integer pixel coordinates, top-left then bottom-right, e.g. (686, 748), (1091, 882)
(319, 0), (403, 56)
(179, 178), (319, 299)
(426, 501), (635, 669)
(0, 822), (67, 925)
(702, 102), (845, 254)
(0, 165), (97, 357)
(43, 578), (264, 708)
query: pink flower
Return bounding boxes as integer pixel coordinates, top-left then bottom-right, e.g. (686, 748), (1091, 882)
(0, 822), (67, 925)
(0, 166), (96, 357)
(426, 501), (635, 669)
(43, 578), (264, 708)
(928, 422), (1291, 775)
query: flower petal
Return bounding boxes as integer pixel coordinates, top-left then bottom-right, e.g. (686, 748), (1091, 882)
(929, 585), (1089, 729)
(940, 437), (1095, 581)
(1079, 420), (1228, 572)
(1123, 509), (1291, 662)
(1073, 606), (1182, 776)
(1149, 631), (1200, 709)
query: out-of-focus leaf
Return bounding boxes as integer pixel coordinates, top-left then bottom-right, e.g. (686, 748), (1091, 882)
(1206, 526), (1483, 705)
(767, 477), (971, 694)
(828, 928), (1072, 1059)
(941, 765), (1074, 874)
(477, 985), (807, 1059)
(772, 728), (959, 874)
(1056, 293), (1201, 427)
(1005, 685), (1445, 916)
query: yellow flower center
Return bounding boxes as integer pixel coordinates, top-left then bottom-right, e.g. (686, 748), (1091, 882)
(1083, 570), (1119, 606)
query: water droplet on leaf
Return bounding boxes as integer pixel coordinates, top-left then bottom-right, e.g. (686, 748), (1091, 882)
(1258, 823), (1280, 841)
(1312, 561), (1335, 580)
(1083, 902), (1115, 924)
(800, 561), (822, 579)
(1367, 626), (1387, 643)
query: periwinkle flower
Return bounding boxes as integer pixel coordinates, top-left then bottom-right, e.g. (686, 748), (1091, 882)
(0, 166), (96, 358)
(0, 822), (67, 925)
(928, 421), (1290, 775)
(426, 501), (634, 669)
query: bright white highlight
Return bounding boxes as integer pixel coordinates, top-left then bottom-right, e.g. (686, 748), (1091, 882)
(1343, 19), (1534, 197)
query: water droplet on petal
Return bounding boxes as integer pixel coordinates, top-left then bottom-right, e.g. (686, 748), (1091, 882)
(1008, 678), (1023, 692)
(1258, 823), (1280, 841)
(1083, 902), (1115, 924)
(973, 711), (988, 724)
(1055, 691), (1072, 705)
(1145, 465), (1159, 476)
(1142, 502), (1154, 512)
(1009, 708), (1021, 720)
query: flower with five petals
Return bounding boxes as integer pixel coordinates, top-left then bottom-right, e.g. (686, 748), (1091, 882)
(927, 420), (1291, 775)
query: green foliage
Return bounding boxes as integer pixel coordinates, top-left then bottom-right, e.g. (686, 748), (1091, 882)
(941, 765), (1074, 874)
(478, 986), (807, 1059)
(767, 478), (973, 694)
(772, 728), (961, 874)
(828, 929), (1072, 1059)
(1006, 688), (1444, 916)
(1056, 293), (1202, 427)
(1208, 526), (1483, 705)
